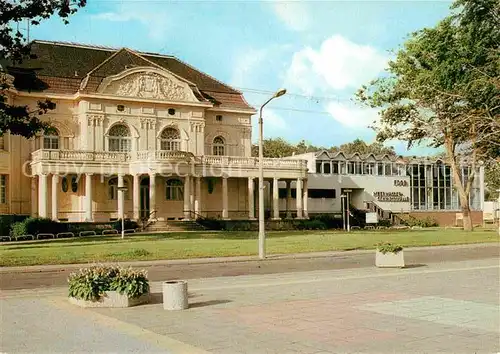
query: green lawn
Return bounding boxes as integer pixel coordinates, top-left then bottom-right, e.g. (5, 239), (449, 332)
(1, 229), (498, 267)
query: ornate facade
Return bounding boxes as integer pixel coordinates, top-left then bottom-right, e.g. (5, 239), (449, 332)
(0, 41), (308, 223)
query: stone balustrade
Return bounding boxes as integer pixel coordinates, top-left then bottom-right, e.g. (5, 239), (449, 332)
(31, 149), (308, 170)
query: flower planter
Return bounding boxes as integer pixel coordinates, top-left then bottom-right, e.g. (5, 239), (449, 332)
(375, 250), (405, 268)
(162, 280), (188, 310)
(69, 291), (150, 308)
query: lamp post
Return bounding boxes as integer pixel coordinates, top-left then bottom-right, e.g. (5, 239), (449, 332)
(117, 186), (128, 239)
(340, 194), (346, 230)
(497, 189), (500, 236)
(344, 189), (352, 232)
(258, 88), (287, 259)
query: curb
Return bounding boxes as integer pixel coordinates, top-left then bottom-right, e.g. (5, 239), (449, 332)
(1, 242), (498, 274)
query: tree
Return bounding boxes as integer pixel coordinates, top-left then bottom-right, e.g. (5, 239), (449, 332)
(356, 0), (499, 231)
(338, 138), (396, 156)
(0, 0), (87, 138)
(485, 162), (500, 201)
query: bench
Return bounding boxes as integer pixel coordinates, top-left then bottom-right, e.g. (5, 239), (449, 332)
(78, 230), (97, 237)
(0, 235), (11, 242)
(56, 232), (75, 238)
(15, 234), (34, 241)
(36, 233), (55, 240)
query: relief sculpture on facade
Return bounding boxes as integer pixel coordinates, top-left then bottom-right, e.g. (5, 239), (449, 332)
(103, 72), (196, 102)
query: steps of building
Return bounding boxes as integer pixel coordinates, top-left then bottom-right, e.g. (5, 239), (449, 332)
(144, 220), (206, 232)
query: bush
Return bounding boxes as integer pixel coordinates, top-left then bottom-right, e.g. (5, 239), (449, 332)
(0, 215), (28, 235)
(112, 219), (139, 232)
(376, 241), (403, 254)
(402, 216), (438, 228)
(10, 217), (65, 237)
(197, 217), (223, 230)
(68, 265), (149, 301)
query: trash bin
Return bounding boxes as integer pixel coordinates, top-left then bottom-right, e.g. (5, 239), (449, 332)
(162, 280), (188, 310)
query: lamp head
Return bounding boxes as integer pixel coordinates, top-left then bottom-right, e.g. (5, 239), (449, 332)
(274, 88), (287, 98)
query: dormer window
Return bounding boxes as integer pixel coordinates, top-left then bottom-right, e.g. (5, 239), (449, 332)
(43, 130), (60, 150)
(212, 136), (225, 156)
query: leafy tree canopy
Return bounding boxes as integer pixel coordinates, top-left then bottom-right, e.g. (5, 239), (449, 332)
(0, 0), (86, 138)
(251, 137), (396, 158)
(356, 0), (499, 231)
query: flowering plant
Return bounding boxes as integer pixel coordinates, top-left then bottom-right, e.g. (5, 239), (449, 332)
(68, 264), (149, 301)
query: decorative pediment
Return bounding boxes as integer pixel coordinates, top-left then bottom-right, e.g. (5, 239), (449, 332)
(97, 67), (199, 103)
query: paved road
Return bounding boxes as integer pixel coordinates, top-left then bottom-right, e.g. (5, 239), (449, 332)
(1, 244), (498, 290)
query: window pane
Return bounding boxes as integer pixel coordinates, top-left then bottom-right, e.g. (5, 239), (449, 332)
(323, 163), (331, 174)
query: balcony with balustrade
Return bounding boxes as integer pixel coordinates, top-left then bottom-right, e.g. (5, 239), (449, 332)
(30, 149), (308, 179)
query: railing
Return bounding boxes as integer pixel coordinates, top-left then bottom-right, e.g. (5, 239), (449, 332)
(31, 149), (308, 170)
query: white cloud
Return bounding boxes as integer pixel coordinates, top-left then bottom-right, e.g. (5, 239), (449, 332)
(92, 1), (171, 41)
(285, 34), (388, 93)
(230, 48), (269, 88)
(271, 1), (311, 32)
(326, 102), (380, 130)
(252, 109), (289, 141)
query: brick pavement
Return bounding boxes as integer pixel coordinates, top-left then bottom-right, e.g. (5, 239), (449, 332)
(1, 258), (499, 353)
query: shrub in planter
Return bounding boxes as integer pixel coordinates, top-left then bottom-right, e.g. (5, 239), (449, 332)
(68, 265), (150, 306)
(375, 242), (404, 268)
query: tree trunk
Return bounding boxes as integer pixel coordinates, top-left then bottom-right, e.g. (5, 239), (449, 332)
(460, 196), (473, 232)
(445, 137), (473, 231)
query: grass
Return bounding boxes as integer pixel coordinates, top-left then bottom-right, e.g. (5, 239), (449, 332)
(1, 229), (498, 267)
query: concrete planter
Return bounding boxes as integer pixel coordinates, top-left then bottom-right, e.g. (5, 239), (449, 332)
(162, 280), (188, 310)
(69, 291), (149, 308)
(376, 250), (405, 268)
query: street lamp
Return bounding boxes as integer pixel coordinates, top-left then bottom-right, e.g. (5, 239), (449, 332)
(117, 186), (128, 239)
(497, 189), (500, 237)
(344, 189), (352, 232)
(258, 88), (287, 259)
(340, 194), (346, 230)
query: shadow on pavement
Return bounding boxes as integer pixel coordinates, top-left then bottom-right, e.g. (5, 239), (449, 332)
(403, 263), (427, 269)
(148, 292), (231, 308)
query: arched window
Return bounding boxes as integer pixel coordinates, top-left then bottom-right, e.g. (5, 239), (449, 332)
(108, 124), (131, 152)
(43, 130), (60, 150)
(213, 136), (225, 156)
(108, 178), (129, 200)
(165, 179), (183, 201)
(160, 127), (181, 151)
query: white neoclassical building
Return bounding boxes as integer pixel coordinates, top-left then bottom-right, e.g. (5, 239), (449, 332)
(0, 40), (308, 224)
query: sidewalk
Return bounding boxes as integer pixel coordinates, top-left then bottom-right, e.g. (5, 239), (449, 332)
(1, 258), (499, 354)
(1, 241), (498, 274)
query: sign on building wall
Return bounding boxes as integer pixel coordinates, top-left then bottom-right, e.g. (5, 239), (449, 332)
(373, 191), (410, 203)
(366, 212), (378, 224)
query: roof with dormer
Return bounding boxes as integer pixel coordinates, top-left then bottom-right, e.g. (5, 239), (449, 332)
(2, 40), (254, 111)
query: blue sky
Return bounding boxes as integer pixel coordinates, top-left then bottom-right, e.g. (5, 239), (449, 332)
(28, 0), (453, 155)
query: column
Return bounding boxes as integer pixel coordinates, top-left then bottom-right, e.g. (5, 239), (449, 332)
(133, 174), (140, 220)
(38, 173), (48, 218)
(117, 174), (124, 219)
(303, 178), (309, 219)
(286, 180), (292, 219)
(51, 174), (59, 221)
(31, 176), (37, 217)
(222, 176), (229, 219)
(296, 178), (303, 219)
(183, 175), (191, 220)
(195, 177), (202, 215)
(272, 177), (280, 220)
(85, 173), (93, 221)
(149, 173), (156, 220)
(248, 177), (255, 219)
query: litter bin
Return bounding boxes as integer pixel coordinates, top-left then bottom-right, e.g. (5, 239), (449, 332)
(162, 280), (188, 310)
